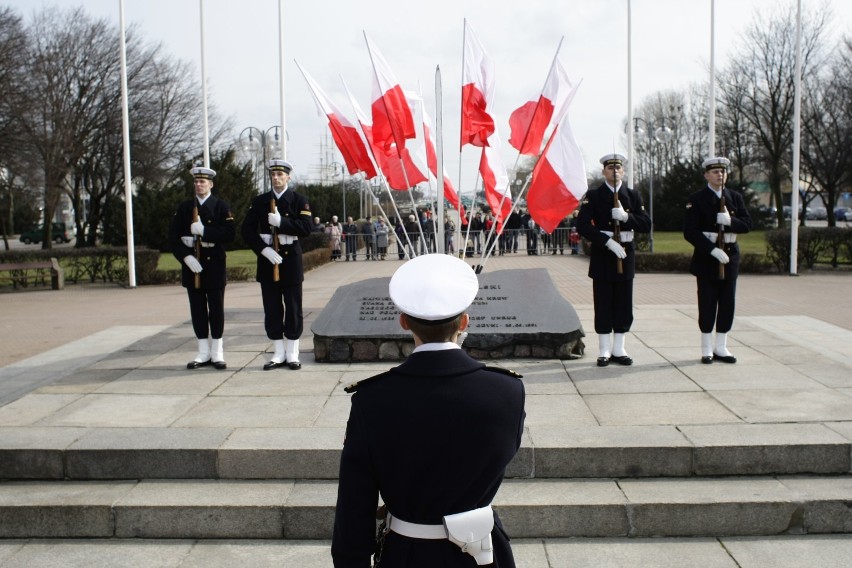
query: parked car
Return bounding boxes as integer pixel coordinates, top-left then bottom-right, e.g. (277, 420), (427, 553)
(834, 207), (851, 221)
(19, 222), (71, 244)
(806, 206), (827, 220)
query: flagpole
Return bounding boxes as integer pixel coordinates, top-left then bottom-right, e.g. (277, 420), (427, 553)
(790, 0), (802, 275)
(434, 67), (446, 254)
(199, 0), (210, 168)
(627, 0), (634, 189)
(459, 19), (477, 258)
(278, 0), (287, 160)
(118, 0), (136, 288)
(709, 0), (716, 156)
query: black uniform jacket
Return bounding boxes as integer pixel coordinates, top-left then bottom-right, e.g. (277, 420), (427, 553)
(576, 183), (651, 280)
(683, 186), (752, 280)
(331, 348), (526, 568)
(241, 188), (312, 286)
(168, 195), (235, 289)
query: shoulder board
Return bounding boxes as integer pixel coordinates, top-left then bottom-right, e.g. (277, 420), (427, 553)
(344, 370), (393, 393)
(483, 366), (523, 379)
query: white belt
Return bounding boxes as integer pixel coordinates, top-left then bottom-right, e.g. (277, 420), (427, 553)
(200, 241), (215, 248)
(388, 506), (495, 566)
(703, 232), (737, 243)
(388, 515), (447, 539)
(601, 230), (634, 243)
(261, 234), (299, 246)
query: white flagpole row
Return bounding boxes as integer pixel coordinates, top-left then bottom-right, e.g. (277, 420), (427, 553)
(627, 0), (634, 189)
(118, 0), (136, 288)
(435, 66), (445, 254)
(790, 0), (802, 275)
(709, 0), (716, 157)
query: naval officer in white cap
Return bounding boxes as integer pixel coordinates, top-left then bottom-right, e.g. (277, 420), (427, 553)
(684, 157), (752, 364)
(241, 159), (313, 370)
(332, 254), (526, 567)
(576, 153), (652, 367)
(169, 166), (235, 370)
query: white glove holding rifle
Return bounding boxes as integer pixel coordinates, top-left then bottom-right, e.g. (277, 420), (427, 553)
(710, 248), (730, 264)
(605, 238), (627, 259)
(261, 247), (283, 265)
(183, 255), (203, 273)
(611, 205), (629, 222)
(716, 210), (732, 226)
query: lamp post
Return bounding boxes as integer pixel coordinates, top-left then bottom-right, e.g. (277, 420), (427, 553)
(632, 117), (673, 252)
(329, 162), (346, 222)
(238, 126), (283, 194)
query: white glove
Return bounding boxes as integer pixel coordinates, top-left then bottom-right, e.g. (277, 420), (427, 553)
(181, 236), (194, 248)
(716, 210), (731, 226)
(261, 246), (283, 265)
(268, 210), (282, 227)
(191, 221), (205, 236)
(710, 247), (730, 264)
(183, 255), (202, 273)
(605, 238), (627, 259)
(611, 206), (629, 222)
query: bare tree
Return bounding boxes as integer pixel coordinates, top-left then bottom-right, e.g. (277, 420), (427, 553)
(717, 2), (828, 227)
(799, 37), (852, 227)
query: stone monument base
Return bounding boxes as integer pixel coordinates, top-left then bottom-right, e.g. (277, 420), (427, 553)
(311, 267), (585, 363)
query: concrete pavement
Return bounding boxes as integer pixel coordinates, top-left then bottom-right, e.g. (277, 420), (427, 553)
(1, 254), (852, 566)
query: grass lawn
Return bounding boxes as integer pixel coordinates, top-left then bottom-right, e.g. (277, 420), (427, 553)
(157, 248), (259, 271)
(649, 231), (767, 255)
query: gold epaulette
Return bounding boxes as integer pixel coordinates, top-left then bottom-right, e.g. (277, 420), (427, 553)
(344, 371), (392, 393)
(483, 366), (523, 379)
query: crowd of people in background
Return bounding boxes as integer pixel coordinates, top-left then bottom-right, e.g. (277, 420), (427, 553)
(312, 207), (583, 262)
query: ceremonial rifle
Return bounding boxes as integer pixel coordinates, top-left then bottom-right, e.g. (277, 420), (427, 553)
(612, 183), (624, 275)
(192, 205), (202, 289)
(270, 198), (280, 282)
(717, 194), (726, 280)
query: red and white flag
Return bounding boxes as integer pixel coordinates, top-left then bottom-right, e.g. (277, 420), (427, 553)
(527, 87), (587, 233)
(508, 57), (573, 156)
(297, 63), (377, 179)
(365, 33), (416, 155)
(460, 20), (495, 148)
(479, 128), (512, 232)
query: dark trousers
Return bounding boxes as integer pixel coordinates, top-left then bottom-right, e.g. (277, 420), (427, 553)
(187, 288), (225, 339)
(260, 281), (304, 340)
(592, 279), (634, 334)
(696, 277), (737, 333)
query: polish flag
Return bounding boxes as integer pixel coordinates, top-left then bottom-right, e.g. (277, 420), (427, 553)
(365, 33), (416, 154)
(479, 128), (512, 232)
(527, 91), (587, 233)
(297, 63), (377, 178)
(508, 57), (573, 156)
(460, 20), (495, 148)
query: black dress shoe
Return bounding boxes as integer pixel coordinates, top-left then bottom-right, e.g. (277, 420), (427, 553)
(187, 359), (213, 370)
(597, 357), (610, 367)
(213, 361), (227, 370)
(713, 353), (737, 364)
(287, 361), (302, 370)
(263, 360), (288, 371)
(701, 356), (713, 364)
(610, 355), (633, 366)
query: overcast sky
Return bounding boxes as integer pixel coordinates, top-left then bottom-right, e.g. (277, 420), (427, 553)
(7, 0), (852, 194)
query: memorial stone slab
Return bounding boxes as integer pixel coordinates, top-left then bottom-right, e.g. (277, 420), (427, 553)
(312, 268), (585, 362)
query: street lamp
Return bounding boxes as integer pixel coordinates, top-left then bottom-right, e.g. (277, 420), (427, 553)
(238, 126), (283, 194)
(633, 117), (673, 252)
(328, 162), (346, 222)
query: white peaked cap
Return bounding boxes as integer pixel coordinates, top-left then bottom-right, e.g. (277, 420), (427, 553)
(389, 254), (479, 321)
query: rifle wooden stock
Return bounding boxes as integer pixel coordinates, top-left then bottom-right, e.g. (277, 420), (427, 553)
(717, 195), (726, 280)
(612, 188), (624, 274)
(270, 198), (280, 282)
(192, 205), (201, 289)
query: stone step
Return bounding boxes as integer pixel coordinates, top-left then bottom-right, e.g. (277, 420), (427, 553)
(1, 476), (850, 540)
(1, 424), (850, 480)
(3, 535), (852, 567)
